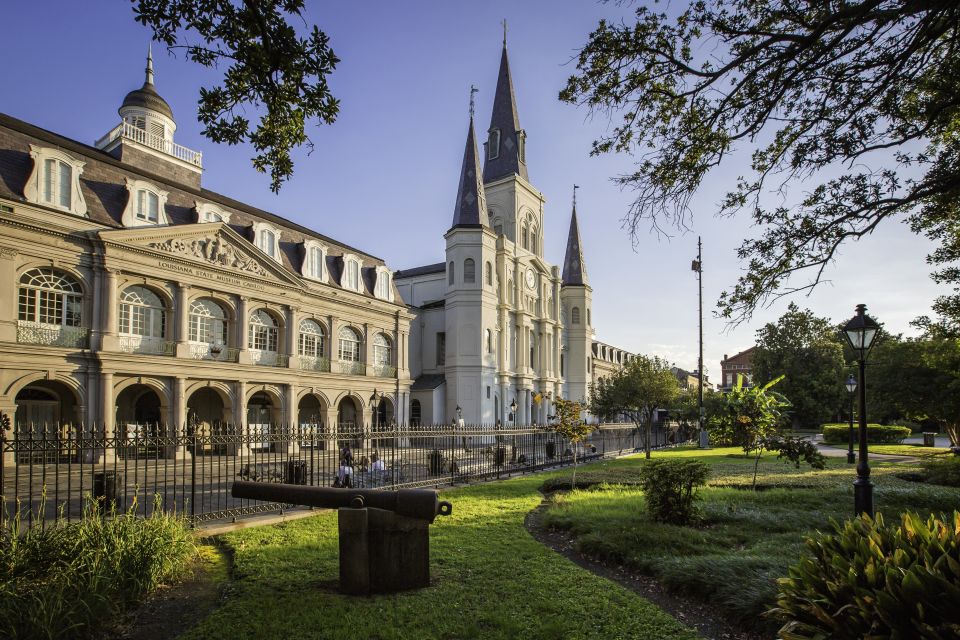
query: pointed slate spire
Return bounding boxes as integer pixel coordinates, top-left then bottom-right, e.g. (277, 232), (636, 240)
(483, 40), (528, 183)
(450, 114), (489, 229)
(562, 188), (588, 286)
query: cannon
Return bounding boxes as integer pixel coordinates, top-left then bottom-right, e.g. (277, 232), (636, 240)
(232, 481), (452, 595)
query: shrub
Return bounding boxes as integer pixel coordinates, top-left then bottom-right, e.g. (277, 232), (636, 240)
(821, 423), (911, 444)
(769, 511), (960, 639)
(922, 456), (960, 487)
(764, 435), (827, 470)
(0, 498), (196, 639)
(637, 459), (709, 525)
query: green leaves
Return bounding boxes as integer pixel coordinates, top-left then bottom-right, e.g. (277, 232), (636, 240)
(638, 459), (709, 525)
(770, 511), (960, 639)
(132, 0), (340, 192)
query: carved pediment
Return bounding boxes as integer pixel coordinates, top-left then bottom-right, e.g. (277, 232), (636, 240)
(98, 223), (305, 288)
(148, 235), (266, 276)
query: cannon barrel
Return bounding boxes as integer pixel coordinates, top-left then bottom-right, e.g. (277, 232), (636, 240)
(231, 481), (453, 523)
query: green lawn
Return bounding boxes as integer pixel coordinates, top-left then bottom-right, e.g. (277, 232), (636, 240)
(183, 474), (700, 640)
(540, 447), (960, 632)
(863, 443), (954, 458)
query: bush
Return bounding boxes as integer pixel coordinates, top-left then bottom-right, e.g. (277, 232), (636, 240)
(769, 511), (960, 639)
(764, 435), (827, 470)
(0, 498), (196, 639)
(922, 457), (960, 487)
(821, 423), (911, 444)
(637, 459), (709, 525)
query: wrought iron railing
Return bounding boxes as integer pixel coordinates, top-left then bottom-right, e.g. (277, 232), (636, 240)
(0, 422), (687, 529)
(189, 342), (240, 362)
(17, 321), (88, 349)
(117, 335), (175, 356)
(299, 356), (331, 372)
(372, 364), (397, 378)
(336, 360), (366, 376)
(249, 350), (289, 368)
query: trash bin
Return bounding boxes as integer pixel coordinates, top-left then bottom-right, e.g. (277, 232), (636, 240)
(93, 471), (123, 512)
(923, 432), (937, 447)
(285, 460), (308, 485)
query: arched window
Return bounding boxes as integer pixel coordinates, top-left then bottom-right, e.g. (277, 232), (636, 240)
(248, 310), (279, 352)
(373, 333), (392, 367)
(338, 326), (361, 362)
(136, 189), (160, 222)
(376, 269), (392, 300)
(410, 399), (422, 427)
(487, 128), (500, 160)
(448, 261), (455, 285)
(259, 229), (276, 258)
(521, 225), (529, 250)
(298, 318), (326, 358)
(531, 226), (539, 254)
(485, 328), (492, 354)
(571, 306), (581, 324)
(119, 286), (165, 338)
(587, 309), (591, 326)
(308, 246), (324, 279)
(485, 261), (493, 286)
(188, 299), (227, 344)
(18, 268), (83, 327)
(464, 258), (476, 283)
(345, 259), (361, 291)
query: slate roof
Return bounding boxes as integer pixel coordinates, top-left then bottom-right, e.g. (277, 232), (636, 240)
(450, 116), (488, 229)
(411, 373), (446, 391)
(561, 206), (589, 286)
(483, 44), (528, 183)
(0, 112), (401, 302)
(394, 262), (445, 279)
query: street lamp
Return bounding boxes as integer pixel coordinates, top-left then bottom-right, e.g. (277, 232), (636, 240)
(842, 304), (880, 517)
(510, 398), (517, 424)
(369, 389), (380, 431)
(845, 374), (857, 464)
(455, 405), (462, 421)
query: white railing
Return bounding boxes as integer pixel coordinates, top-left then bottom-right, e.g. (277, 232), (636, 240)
(118, 335), (175, 356)
(96, 122), (202, 167)
(17, 321), (88, 348)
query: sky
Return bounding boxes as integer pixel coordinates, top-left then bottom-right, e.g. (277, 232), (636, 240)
(0, 1), (945, 380)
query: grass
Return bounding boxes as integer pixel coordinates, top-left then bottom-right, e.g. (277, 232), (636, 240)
(866, 443), (954, 458)
(539, 447), (959, 631)
(182, 475), (700, 640)
(0, 497), (197, 639)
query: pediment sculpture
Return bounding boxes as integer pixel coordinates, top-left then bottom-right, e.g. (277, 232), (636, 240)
(148, 235), (267, 277)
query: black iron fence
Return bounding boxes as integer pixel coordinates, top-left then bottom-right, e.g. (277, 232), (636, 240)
(1, 421), (687, 528)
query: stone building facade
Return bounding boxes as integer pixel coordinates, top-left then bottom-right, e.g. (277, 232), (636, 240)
(0, 53), (413, 454)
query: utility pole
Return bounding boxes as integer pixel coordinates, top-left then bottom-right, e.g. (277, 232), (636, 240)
(692, 237), (709, 448)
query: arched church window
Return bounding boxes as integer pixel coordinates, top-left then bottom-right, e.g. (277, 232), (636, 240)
(448, 262), (455, 285)
(572, 307), (581, 324)
(464, 258), (476, 283)
(487, 128), (500, 160)
(485, 261), (493, 286)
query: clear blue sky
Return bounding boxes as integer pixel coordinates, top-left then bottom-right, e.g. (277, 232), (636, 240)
(0, 1), (943, 379)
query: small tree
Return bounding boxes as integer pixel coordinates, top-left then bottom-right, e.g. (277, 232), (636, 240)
(719, 375), (791, 488)
(589, 355), (680, 459)
(549, 398), (595, 487)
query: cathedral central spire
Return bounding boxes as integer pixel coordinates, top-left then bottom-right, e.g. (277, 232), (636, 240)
(483, 39), (528, 183)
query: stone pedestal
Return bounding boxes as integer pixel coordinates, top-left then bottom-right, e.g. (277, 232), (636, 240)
(338, 506), (430, 595)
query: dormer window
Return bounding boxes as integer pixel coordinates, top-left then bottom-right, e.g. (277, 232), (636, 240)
(342, 254), (363, 292)
(487, 128), (500, 160)
(195, 202), (232, 224)
(24, 146), (87, 217)
(121, 178), (169, 227)
(375, 267), (393, 301)
(252, 221), (281, 262)
(302, 241), (327, 282)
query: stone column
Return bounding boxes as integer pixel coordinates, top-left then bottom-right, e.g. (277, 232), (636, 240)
(101, 372), (115, 463)
(171, 377), (190, 459)
(174, 282), (192, 358)
(88, 268), (102, 350)
(235, 380), (249, 456)
(236, 296), (250, 364)
(286, 383), (298, 454)
(326, 407), (339, 452)
(100, 270), (119, 351)
(285, 306), (299, 369)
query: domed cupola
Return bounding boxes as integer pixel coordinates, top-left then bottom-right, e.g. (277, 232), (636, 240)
(118, 45), (177, 140)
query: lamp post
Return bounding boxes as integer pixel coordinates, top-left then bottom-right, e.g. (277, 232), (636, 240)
(842, 304), (880, 518)
(691, 237), (708, 448)
(369, 389), (380, 431)
(510, 398), (517, 425)
(845, 374), (857, 464)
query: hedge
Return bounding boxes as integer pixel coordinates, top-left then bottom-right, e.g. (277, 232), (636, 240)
(821, 423), (911, 444)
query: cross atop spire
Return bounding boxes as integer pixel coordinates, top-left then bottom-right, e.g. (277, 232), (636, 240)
(469, 84), (478, 119)
(146, 42), (155, 86)
(562, 192), (589, 287)
(483, 37), (528, 183)
(502, 19), (508, 46)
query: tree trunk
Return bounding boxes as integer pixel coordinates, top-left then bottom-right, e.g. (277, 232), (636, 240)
(572, 447), (578, 488)
(645, 415), (652, 459)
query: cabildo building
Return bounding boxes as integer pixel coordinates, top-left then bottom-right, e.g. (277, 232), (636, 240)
(0, 51), (413, 448)
(0, 41), (637, 442)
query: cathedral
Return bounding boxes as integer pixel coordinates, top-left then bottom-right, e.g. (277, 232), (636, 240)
(0, 40), (637, 444)
(395, 41), (637, 426)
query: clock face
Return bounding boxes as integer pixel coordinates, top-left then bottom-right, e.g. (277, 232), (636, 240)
(525, 269), (536, 289)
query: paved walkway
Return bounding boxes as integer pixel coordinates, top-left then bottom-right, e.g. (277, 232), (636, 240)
(812, 431), (954, 461)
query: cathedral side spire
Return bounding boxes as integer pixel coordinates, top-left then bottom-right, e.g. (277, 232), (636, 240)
(483, 39), (528, 183)
(562, 188), (588, 286)
(450, 108), (489, 229)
